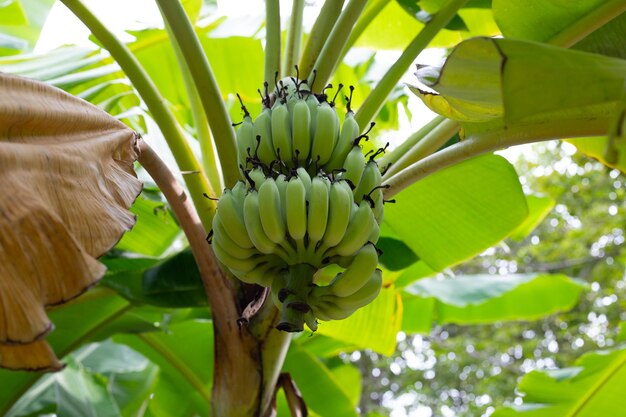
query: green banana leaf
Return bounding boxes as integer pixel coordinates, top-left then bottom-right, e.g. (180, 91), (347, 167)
(114, 320), (214, 417)
(0, 288), (208, 415)
(384, 153), (528, 271)
(508, 195), (556, 241)
(282, 343), (358, 417)
(315, 285), (402, 356)
(0, 46), (145, 131)
(355, 0), (499, 50)
(412, 37), (626, 126)
(492, 346), (626, 417)
(0, 0), (55, 55)
(114, 196), (182, 257)
(572, 12), (626, 59)
(401, 273), (586, 333)
(103, 249), (208, 308)
(0, 289), (134, 415)
(0, 1), (27, 26)
(492, 0), (621, 44)
(6, 341), (159, 417)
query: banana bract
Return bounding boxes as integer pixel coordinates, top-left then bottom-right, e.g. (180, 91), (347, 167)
(213, 79), (388, 332)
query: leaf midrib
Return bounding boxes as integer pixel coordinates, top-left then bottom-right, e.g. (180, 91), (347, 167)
(137, 333), (212, 403)
(569, 349), (626, 416)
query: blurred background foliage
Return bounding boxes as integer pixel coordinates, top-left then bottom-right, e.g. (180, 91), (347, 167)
(355, 141), (625, 417)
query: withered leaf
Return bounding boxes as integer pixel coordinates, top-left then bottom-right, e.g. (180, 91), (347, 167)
(0, 72), (142, 370)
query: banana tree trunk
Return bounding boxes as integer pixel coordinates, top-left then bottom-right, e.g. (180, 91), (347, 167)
(212, 296), (292, 417)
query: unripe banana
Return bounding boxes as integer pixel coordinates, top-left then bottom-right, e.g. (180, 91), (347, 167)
(236, 115), (256, 171)
(324, 110), (360, 172)
(310, 102), (340, 166)
(341, 145), (366, 189)
(211, 238), (266, 274)
(330, 200), (379, 257)
(253, 108), (276, 164)
(318, 180), (353, 251)
(232, 258), (282, 287)
(372, 187), (384, 224)
(231, 180), (248, 205)
(258, 179), (287, 244)
(307, 175), (330, 245)
(247, 166), (267, 190)
(212, 215), (259, 260)
(304, 310), (318, 332)
(286, 175), (307, 241)
(368, 220), (380, 244)
(310, 298), (353, 320)
(353, 160), (382, 205)
(314, 242), (379, 298)
(291, 100), (311, 165)
(270, 102), (293, 164)
(215, 189), (253, 249)
(324, 268), (383, 312)
(243, 190), (278, 255)
(296, 167), (312, 199)
(305, 94), (319, 140)
(275, 174), (289, 225)
(285, 80), (310, 114)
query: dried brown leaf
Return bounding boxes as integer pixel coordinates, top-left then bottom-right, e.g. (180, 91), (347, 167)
(0, 72), (142, 370)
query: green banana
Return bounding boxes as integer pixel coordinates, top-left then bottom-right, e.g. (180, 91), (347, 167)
(304, 310), (318, 332)
(372, 187), (384, 224)
(257, 179), (286, 244)
(230, 180), (248, 207)
(310, 298), (353, 320)
(270, 102), (293, 165)
(286, 175), (307, 242)
(353, 160), (382, 205)
(310, 101), (339, 166)
(318, 179), (353, 252)
(211, 238), (266, 274)
(215, 189), (253, 249)
(253, 107), (276, 164)
(340, 145), (366, 189)
(275, 174), (289, 225)
(212, 215), (259, 260)
(329, 200), (379, 257)
(323, 268), (383, 311)
(236, 115), (256, 171)
(313, 242), (379, 298)
(247, 166), (267, 190)
(291, 99), (311, 166)
(296, 167), (312, 199)
(305, 93), (319, 140)
(307, 175), (330, 246)
(324, 110), (360, 172)
(232, 258), (282, 287)
(368, 220), (380, 244)
(243, 189), (278, 255)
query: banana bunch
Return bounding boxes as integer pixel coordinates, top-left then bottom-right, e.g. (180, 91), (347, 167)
(235, 77), (362, 176)
(212, 79), (391, 332)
